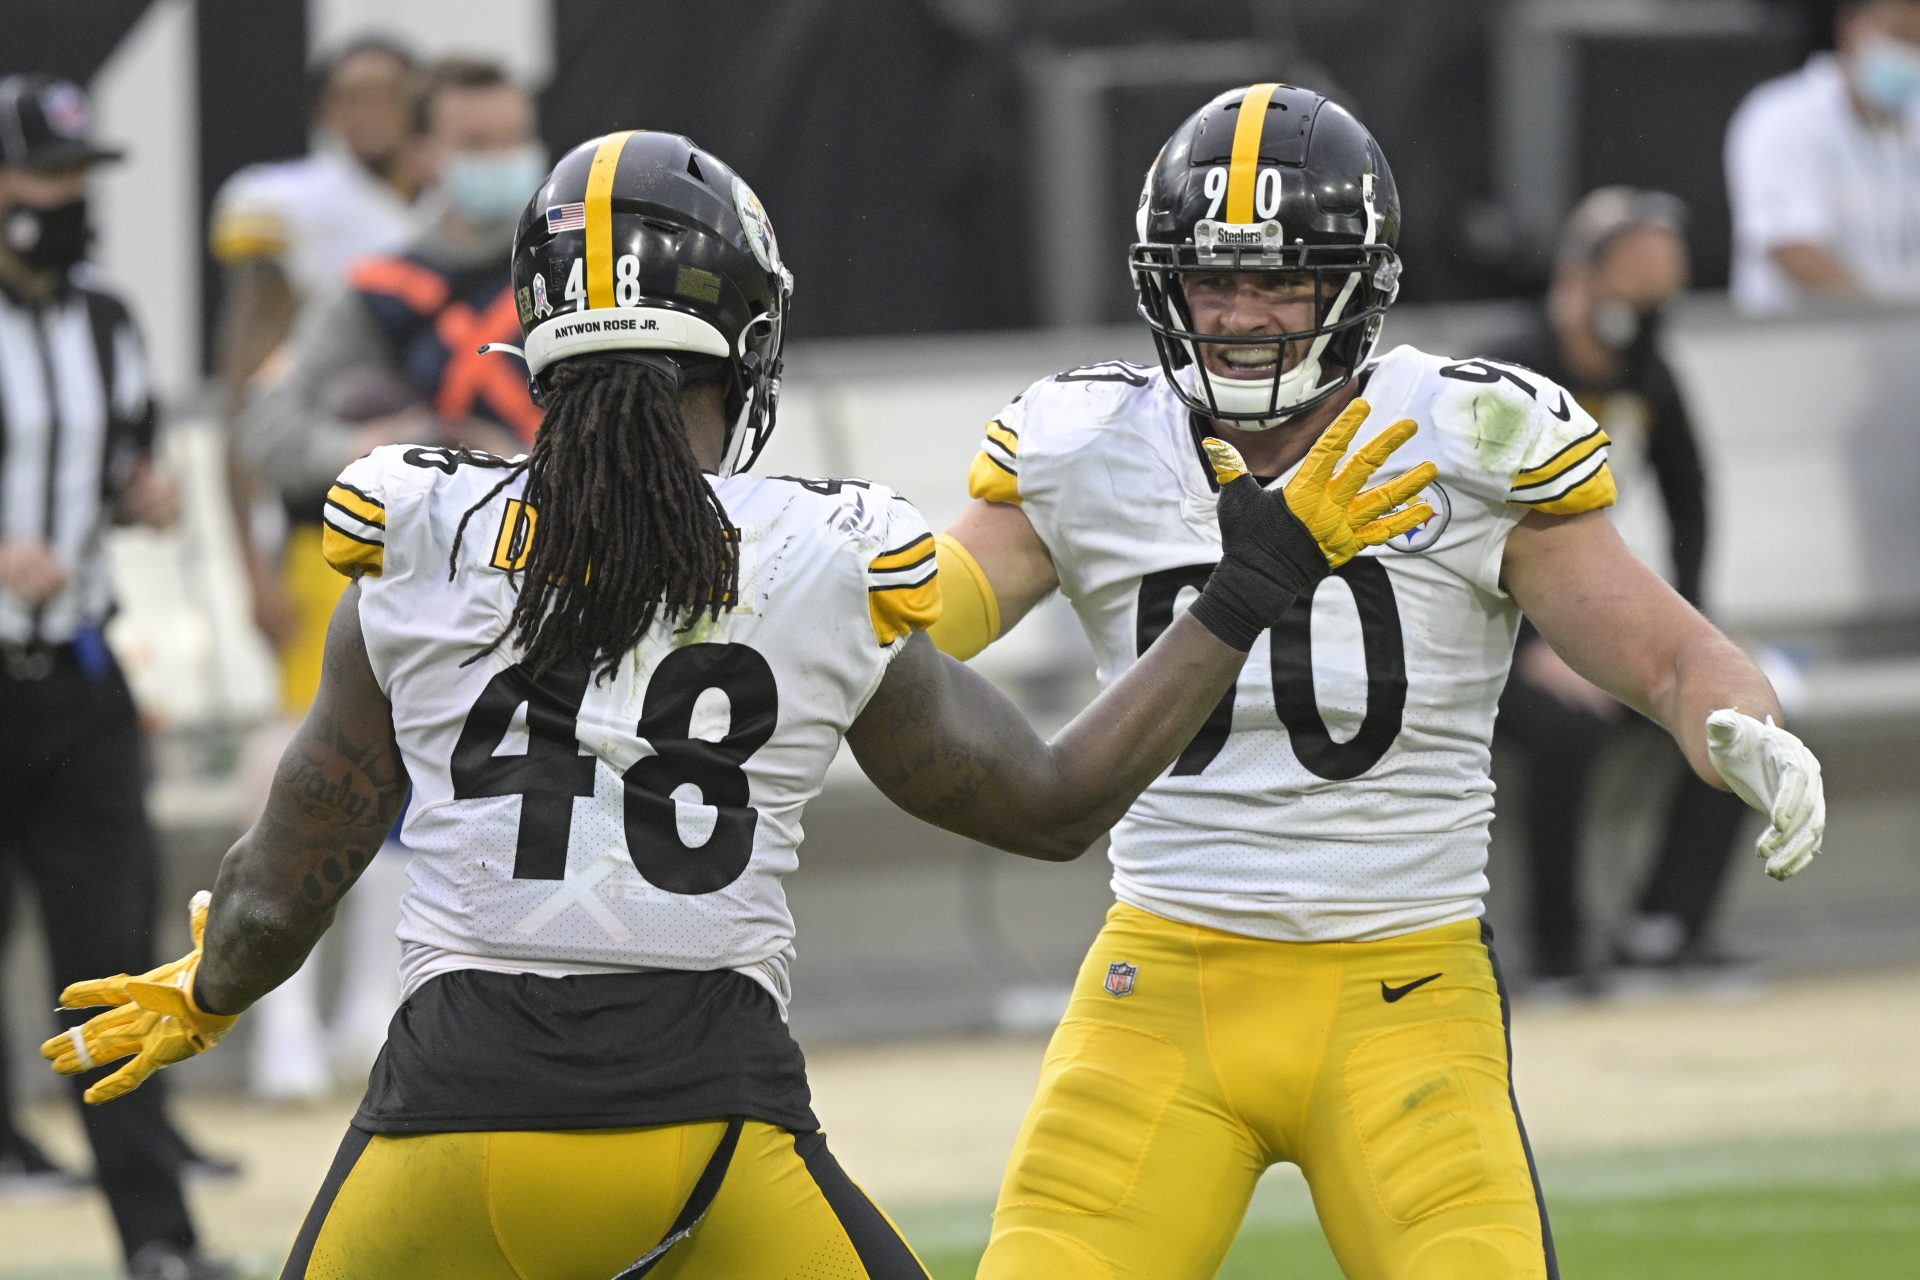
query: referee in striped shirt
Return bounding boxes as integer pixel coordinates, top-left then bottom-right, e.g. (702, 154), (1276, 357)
(0, 76), (233, 1279)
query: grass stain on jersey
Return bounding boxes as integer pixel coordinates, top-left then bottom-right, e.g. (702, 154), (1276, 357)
(1440, 381), (1536, 475)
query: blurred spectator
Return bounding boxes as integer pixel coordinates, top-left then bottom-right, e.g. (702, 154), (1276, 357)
(210, 35), (420, 650)
(236, 55), (541, 492)
(1726, 0), (1920, 311)
(230, 56), (542, 1101)
(0, 75), (235, 1279)
(1487, 188), (1753, 994)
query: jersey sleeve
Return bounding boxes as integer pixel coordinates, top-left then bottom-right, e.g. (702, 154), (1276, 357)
(965, 393), (1026, 506)
(1506, 392), (1617, 516)
(862, 493), (942, 647)
(209, 166), (291, 263)
(322, 452), (390, 578)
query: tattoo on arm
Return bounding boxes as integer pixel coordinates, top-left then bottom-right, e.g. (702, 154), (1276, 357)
(848, 633), (1054, 846)
(197, 583), (406, 1013)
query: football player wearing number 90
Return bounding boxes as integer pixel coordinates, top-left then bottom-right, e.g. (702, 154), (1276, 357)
(41, 131), (1434, 1278)
(933, 85), (1828, 1279)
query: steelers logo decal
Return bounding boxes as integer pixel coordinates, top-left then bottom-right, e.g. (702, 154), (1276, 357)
(1386, 478), (1451, 554)
(733, 178), (782, 278)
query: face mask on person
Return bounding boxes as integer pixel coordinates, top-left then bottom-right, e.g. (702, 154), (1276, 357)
(1591, 297), (1665, 378)
(2, 195), (91, 275)
(1854, 33), (1920, 116)
(444, 146), (545, 225)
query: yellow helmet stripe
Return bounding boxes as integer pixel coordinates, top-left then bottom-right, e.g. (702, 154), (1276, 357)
(1226, 83), (1280, 224)
(585, 130), (639, 310)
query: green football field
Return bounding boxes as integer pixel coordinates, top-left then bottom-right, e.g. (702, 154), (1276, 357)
(901, 1130), (1920, 1280)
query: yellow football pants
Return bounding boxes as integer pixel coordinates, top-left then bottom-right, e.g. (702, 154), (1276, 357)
(980, 903), (1554, 1280)
(281, 1119), (930, 1279)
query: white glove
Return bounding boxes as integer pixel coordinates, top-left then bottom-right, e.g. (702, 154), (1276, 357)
(1704, 709), (1824, 880)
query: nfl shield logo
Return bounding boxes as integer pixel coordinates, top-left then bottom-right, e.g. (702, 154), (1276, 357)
(1104, 961), (1138, 998)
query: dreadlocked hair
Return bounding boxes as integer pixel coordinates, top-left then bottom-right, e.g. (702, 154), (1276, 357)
(450, 356), (739, 680)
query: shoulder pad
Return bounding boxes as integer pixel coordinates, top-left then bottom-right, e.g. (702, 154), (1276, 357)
(965, 361), (1159, 505)
(322, 445), (521, 579)
(209, 164), (293, 261)
(1423, 355), (1615, 514)
(323, 452), (393, 579)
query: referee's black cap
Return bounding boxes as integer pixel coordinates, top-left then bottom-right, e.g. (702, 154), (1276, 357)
(0, 76), (125, 172)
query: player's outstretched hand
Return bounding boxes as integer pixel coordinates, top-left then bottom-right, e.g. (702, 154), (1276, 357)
(41, 891), (240, 1104)
(1187, 404), (1435, 652)
(1283, 397), (1438, 567)
(1705, 710), (1825, 880)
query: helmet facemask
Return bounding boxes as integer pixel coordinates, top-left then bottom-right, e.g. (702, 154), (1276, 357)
(1133, 238), (1398, 428)
(717, 303), (787, 477)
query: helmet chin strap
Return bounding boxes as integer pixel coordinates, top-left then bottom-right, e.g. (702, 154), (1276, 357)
(716, 384), (758, 477)
(1176, 264), (1364, 428)
(1177, 343), (1329, 431)
(715, 309), (781, 478)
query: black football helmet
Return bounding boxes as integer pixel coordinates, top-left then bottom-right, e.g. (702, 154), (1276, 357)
(1131, 84), (1401, 427)
(498, 130), (794, 475)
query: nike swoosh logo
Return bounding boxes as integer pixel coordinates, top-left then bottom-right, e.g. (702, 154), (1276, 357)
(1549, 391), (1571, 422)
(1381, 973), (1443, 1003)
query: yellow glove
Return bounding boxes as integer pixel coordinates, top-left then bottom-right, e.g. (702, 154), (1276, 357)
(1278, 397), (1437, 567)
(1190, 408), (1436, 652)
(41, 890), (240, 1104)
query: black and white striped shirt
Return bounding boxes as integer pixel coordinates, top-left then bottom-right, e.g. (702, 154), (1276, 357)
(0, 266), (154, 645)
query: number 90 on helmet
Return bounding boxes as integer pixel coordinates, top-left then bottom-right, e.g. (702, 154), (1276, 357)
(1131, 84), (1402, 427)
(503, 130), (795, 476)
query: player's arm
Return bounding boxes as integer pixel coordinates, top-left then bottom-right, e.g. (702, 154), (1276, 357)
(855, 404), (1435, 859)
(216, 256), (299, 414)
(43, 583), (404, 1101)
(1502, 509), (1821, 878)
(195, 580), (406, 1013)
(1767, 243), (1859, 295)
(851, 618), (1237, 859)
(927, 500), (1059, 659)
(234, 287), (426, 497)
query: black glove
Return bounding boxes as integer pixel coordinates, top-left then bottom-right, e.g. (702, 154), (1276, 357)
(1185, 409), (1437, 652)
(1188, 471), (1330, 652)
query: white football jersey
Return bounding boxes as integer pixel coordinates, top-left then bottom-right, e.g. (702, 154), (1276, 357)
(968, 346), (1615, 942)
(323, 446), (940, 1014)
(210, 149), (416, 298)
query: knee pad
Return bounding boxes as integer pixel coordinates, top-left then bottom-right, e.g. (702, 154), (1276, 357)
(1000, 1021), (1183, 1216)
(1406, 1226), (1548, 1280)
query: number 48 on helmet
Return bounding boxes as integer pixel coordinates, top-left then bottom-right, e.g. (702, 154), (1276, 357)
(484, 129), (795, 476)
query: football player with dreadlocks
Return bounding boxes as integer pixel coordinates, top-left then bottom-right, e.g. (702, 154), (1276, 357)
(931, 85), (1828, 1278)
(41, 130), (1433, 1278)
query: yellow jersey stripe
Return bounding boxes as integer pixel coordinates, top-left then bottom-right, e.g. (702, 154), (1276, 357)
(1523, 466), (1617, 515)
(1514, 426), (1610, 488)
(869, 574), (942, 646)
(321, 525), (384, 578)
(968, 449), (1020, 505)
(325, 484), (386, 528)
(585, 130), (638, 311)
(984, 419), (1018, 455)
(1226, 83), (1280, 224)
(870, 532), (935, 574)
